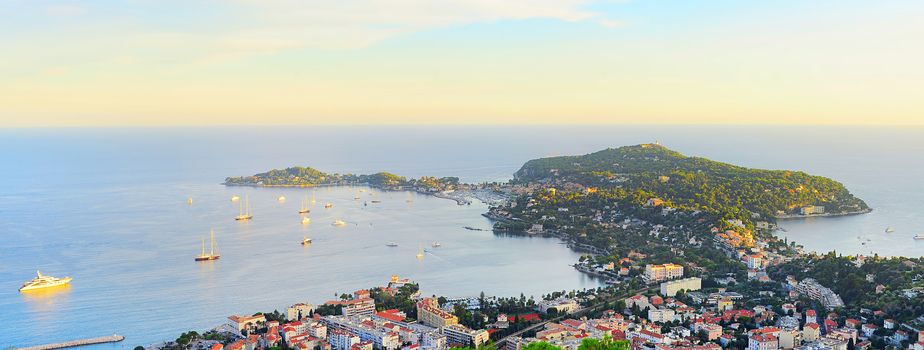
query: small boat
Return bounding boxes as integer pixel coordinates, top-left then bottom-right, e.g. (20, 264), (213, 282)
(332, 219), (346, 227)
(187, 197), (193, 205)
(298, 195), (311, 214)
(324, 203), (333, 208)
(371, 200), (382, 204)
(432, 242), (441, 248)
(354, 196), (361, 200)
(231, 195), (240, 202)
(302, 217), (311, 224)
(416, 246), (425, 259)
(195, 230), (221, 261)
(301, 236), (312, 245)
(914, 235), (924, 240)
(278, 196), (286, 202)
(886, 227), (895, 233)
(235, 195), (253, 221)
(19, 271), (72, 292)
(386, 242), (398, 247)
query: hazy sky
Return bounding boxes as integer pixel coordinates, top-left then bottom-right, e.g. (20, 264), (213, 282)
(1, 0), (922, 126)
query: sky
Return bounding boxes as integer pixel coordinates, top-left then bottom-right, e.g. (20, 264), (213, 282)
(1, 0), (922, 127)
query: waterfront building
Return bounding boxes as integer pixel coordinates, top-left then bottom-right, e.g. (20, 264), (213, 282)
(800, 206), (825, 215)
(288, 303), (315, 321)
(228, 314), (267, 336)
(645, 263), (684, 282)
(441, 324), (489, 348)
(417, 298), (459, 328)
(660, 277), (701, 297)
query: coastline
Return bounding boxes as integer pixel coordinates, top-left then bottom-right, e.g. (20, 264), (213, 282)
(223, 182), (510, 207)
(773, 207), (872, 220)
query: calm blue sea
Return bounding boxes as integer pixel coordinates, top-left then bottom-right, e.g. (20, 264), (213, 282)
(1, 125), (922, 347)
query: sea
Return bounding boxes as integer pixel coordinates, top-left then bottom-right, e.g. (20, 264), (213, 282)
(1, 125), (922, 347)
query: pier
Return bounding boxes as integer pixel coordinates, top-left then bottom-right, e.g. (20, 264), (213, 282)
(18, 335), (124, 350)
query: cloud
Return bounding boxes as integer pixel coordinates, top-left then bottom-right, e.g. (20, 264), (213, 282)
(216, 0), (601, 51)
(598, 19), (627, 29)
(45, 4), (85, 17)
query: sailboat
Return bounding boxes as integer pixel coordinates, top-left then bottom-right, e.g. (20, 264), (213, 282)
(416, 245), (425, 259)
(231, 195), (240, 202)
(187, 197), (193, 205)
(332, 219), (346, 227)
(301, 236), (312, 245)
(302, 217), (311, 225)
(195, 230), (221, 261)
(235, 196), (253, 221)
(298, 195), (311, 214)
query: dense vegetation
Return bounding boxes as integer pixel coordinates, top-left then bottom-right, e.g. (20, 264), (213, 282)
(224, 166), (459, 191)
(513, 144), (868, 223)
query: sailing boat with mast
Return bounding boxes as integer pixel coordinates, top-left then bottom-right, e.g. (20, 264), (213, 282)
(235, 195), (253, 221)
(299, 194), (311, 214)
(195, 230), (221, 261)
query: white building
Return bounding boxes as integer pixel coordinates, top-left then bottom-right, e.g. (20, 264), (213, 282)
(660, 277), (701, 297)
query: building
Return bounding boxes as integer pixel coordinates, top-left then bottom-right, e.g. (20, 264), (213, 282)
(802, 323), (820, 342)
(537, 298), (579, 314)
(343, 298), (376, 318)
(797, 279), (844, 309)
(692, 323), (722, 341)
(660, 277), (702, 297)
(417, 298), (459, 328)
(228, 314), (267, 335)
(645, 263), (684, 282)
(625, 295), (651, 310)
(442, 324), (489, 348)
(329, 329), (361, 350)
(800, 206), (825, 215)
(779, 328), (803, 349)
(288, 303), (315, 321)
(420, 331), (447, 350)
(648, 308), (676, 323)
(748, 334), (778, 350)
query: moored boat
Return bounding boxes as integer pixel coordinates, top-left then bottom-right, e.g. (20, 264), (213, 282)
(195, 230), (221, 261)
(235, 195), (253, 221)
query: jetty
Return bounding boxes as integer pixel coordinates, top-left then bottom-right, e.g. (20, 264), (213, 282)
(17, 335), (124, 350)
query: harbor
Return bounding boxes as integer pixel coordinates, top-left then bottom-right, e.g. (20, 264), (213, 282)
(17, 335), (124, 350)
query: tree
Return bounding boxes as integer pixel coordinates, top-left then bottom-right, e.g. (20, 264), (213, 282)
(522, 342), (564, 350)
(577, 336), (629, 350)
